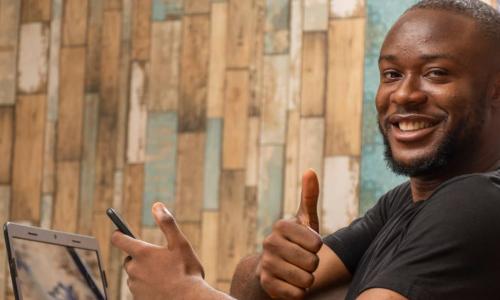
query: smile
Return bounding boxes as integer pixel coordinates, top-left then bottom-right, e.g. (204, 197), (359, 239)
(398, 120), (433, 132)
(387, 114), (445, 143)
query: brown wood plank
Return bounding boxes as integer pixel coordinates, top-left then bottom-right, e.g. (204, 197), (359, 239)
(99, 10), (122, 115)
(223, 70), (249, 170)
(301, 32), (327, 117)
(179, 14), (210, 132)
(21, 0), (51, 23)
(0, 0), (21, 49)
(57, 47), (86, 161)
(92, 212), (113, 272)
(62, 0), (89, 46)
(11, 95), (46, 224)
(207, 1), (228, 118)
(132, 0), (152, 60)
(105, 0), (122, 10)
(0, 50), (17, 105)
(175, 132), (205, 222)
(185, 0), (210, 14)
(122, 163), (144, 235)
(17, 23), (49, 94)
(283, 110), (300, 218)
(148, 21), (181, 112)
(85, 0), (104, 92)
(325, 18), (364, 156)
(227, 0), (256, 68)
(0, 107), (13, 184)
(141, 227), (166, 245)
(248, 0), (265, 117)
(330, 0), (365, 18)
(201, 211), (218, 287)
(288, 0), (303, 110)
(0, 185), (10, 299)
(179, 221), (201, 254)
(53, 161), (80, 232)
(245, 117), (260, 187)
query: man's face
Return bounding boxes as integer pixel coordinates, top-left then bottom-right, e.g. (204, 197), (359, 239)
(376, 9), (495, 177)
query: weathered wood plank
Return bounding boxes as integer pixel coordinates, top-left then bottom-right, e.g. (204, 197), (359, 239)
(143, 112), (178, 226)
(0, 0), (21, 49)
(0, 107), (13, 184)
(326, 18), (364, 156)
(301, 32), (326, 117)
(47, 0), (62, 121)
(264, 0), (289, 54)
(330, 0), (365, 18)
(21, 0), (51, 23)
(248, 0), (265, 117)
(57, 47), (86, 161)
(179, 15), (210, 132)
(179, 221), (201, 254)
(127, 62), (148, 163)
(203, 118), (222, 210)
(207, 1), (227, 118)
(201, 211), (218, 286)
(41, 121), (55, 194)
(185, 0), (210, 14)
(283, 110), (300, 218)
(100, 10), (122, 115)
(245, 117), (260, 187)
(11, 95), (46, 224)
(227, 0), (256, 68)
(79, 94), (99, 235)
(223, 70), (249, 170)
(0, 186), (10, 298)
(85, 0), (104, 92)
(62, 0), (89, 46)
(40, 194), (53, 229)
(256, 146), (284, 246)
(123, 164), (144, 235)
(152, 0), (183, 21)
(287, 0), (303, 110)
(53, 161), (80, 232)
(132, 0), (152, 60)
(304, 0), (328, 31)
(92, 212), (113, 272)
(17, 23), (49, 94)
(260, 55), (289, 145)
(148, 21), (181, 112)
(105, 0), (122, 10)
(141, 227), (166, 245)
(0, 51), (17, 105)
(322, 156), (359, 234)
(175, 132), (205, 222)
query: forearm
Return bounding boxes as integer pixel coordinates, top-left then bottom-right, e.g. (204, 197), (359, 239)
(230, 254), (272, 300)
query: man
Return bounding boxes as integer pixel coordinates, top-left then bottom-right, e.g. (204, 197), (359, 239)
(111, 0), (500, 299)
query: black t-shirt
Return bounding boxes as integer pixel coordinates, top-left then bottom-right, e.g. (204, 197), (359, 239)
(323, 169), (500, 299)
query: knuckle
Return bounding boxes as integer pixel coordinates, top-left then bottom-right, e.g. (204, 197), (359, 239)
(307, 254), (320, 271)
(263, 235), (278, 251)
(311, 235), (323, 252)
(272, 220), (289, 232)
(304, 273), (315, 288)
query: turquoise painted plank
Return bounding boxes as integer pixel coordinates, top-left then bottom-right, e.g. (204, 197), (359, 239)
(152, 0), (183, 21)
(256, 145), (285, 248)
(203, 118), (222, 210)
(360, 0), (416, 214)
(264, 0), (290, 54)
(143, 112), (178, 226)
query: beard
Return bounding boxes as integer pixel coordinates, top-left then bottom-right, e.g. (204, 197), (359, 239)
(379, 104), (486, 177)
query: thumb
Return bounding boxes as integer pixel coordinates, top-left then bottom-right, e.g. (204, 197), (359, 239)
(296, 169), (320, 233)
(152, 202), (185, 250)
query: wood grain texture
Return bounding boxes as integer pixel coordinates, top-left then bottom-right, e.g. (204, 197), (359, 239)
(223, 70), (249, 170)
(0, 107), (13, 184)
(127, 62), (148, 163)
(143, 112), (178, 226)
(149, 21), (181, 112)
(53, 161), (80, 232)
(105, 0), (122, 11)
(245, 117), (260, 187)
(203, 119), (222, 210)
(40, 194), (53, 228)
(41, 121), (56, 194)
(17, 23), (49, 94)
(132, 0), (152, 60)
(11, 95), (46, 224)
(207, 1), (228, 118)
(57, 47), (86, 161)
(227, 0), (256, 68)
(322, 156), (359, 234)
(85, 0), (104, 92)
(62, 0), (89, 46)
(179, 15), (210, 132)
(152, 0), (183, 21)
(123, 164), (144, 235)
(248, 0), (265, 117)
(47, 0), (62, 122)
(283, 110), (300, 218)
(201, 211), (218, 286)
(330, 0), (365, 18)
(304, 0), (328, 31)
(264, 0), (289, 54)
(175, 132), (205, 222)
(0, 186), (10, 299)
(185, 0), (210, 14)
(0, 51), (17, 105)
(21, 0), (51, 23)
(261, 55), (289, 145)
(288, 0), (303, 110)
(179, 221), (201, 254)
(326, 18), (364, 156)
(301, 32), (327, 117)
(0, 0), (21, 49)
(92, 212), (113, 272)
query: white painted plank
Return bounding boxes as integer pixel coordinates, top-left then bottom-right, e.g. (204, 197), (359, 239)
(304, 0), (328, 31)
(17, 23), (49, 94)
(47, 0), (62, 121)
(127, 62), (148, 163)
(330, 0), (365, 18)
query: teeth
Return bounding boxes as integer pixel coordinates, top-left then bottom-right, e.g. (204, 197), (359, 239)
(398, 121), (432, 131)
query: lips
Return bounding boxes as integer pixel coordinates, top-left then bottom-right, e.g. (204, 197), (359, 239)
(386, 114), (444, 143)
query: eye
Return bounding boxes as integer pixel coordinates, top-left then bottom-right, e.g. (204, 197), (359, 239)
(425, 68), (449, 79)
(381, 70), (403, 82)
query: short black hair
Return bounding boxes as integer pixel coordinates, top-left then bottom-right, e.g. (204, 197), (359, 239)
(407, 0), (500, 45)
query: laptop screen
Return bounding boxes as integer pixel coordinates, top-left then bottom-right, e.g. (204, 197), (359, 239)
(11, 237), (106, 300)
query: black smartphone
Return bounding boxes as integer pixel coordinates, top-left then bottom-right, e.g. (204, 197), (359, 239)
(106, 208), (136, 238)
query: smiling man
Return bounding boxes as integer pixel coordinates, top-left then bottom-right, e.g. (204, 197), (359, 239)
(111, 1), (500, 299)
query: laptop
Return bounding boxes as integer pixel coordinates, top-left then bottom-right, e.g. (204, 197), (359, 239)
(3, 222), (108, 300)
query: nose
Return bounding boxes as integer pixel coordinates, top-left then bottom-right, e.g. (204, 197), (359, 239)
(390, 74), (427, 107)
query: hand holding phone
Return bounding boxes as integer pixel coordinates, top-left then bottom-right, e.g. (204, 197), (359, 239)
(106, 208), (136, 238)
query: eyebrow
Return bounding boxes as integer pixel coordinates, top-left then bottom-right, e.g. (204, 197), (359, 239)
(378, 53), (463, 65)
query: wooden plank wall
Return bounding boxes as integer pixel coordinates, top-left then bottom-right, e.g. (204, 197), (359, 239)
(0, 0), (497, 299)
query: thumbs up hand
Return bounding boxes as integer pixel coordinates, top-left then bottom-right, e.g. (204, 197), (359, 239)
(257, 170), (323, 300)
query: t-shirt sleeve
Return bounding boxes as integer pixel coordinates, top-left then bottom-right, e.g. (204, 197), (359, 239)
(362, 175), (500, 300)
(322, 182), (411, 274)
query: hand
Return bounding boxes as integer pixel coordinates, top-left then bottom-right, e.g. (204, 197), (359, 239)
(257, 170), (323, 300)
(111, 203), (205, 300)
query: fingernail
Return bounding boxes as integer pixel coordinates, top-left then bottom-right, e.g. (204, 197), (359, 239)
(153, 202), (169, 215)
